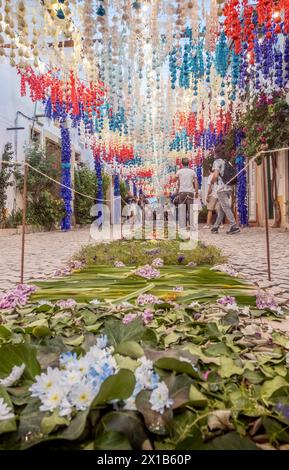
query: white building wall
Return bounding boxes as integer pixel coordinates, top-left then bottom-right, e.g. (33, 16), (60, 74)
(0, 60), (93, 213)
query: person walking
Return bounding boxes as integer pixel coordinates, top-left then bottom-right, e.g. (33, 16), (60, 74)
(210, 144), (240, 235)
(176, 157), (199, 230)
(204, 171), (222, 229)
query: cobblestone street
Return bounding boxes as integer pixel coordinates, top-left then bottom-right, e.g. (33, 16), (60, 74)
(0, 229), (93, 293)
(1, 226), (289, 310)
(199, 226), (289, 308)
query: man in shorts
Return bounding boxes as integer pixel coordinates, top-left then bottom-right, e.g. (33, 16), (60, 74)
(176, 157), (199, 230)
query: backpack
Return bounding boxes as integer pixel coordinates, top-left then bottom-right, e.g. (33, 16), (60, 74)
(222, 161), (237, 186)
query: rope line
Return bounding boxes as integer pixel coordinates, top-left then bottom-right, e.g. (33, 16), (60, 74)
(1, 146), (288, 204)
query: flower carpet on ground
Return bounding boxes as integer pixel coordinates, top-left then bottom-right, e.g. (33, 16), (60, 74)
(0, 240), (288, 450)
(0, 274), (288, 450)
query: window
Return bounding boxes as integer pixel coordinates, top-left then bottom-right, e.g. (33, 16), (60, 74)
(30, 128), (41, 144)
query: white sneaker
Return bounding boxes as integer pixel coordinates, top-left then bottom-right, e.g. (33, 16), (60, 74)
(203, 225), (211, 229)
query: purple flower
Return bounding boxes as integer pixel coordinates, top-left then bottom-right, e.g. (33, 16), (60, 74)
(136, 294), (161, 306)
(217, 296), (237, 307)
(0, 284), (37, 310)
(151, 258), (164, 267)
(203, 370), (211, 381)
(275, 402), (289, 420)
(122, 313), (137, 325)
(142, 309), (154, 325)
(173, 286), (184, 292)
(256, 290), (279, 311)
(177, 255), (185, 264)
(134, 265), (161, 280)
(114, 261), (126, 268)
(56, 299), (77, 310)
(187, 262), (197, 267)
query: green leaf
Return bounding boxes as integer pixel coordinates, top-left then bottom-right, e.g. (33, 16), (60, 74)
(189, 385), (208, 408)
(205, 322), (222, 339)
(0, 417), (17, 435)
(103, 318), (145, 348)
(115, 341), (144, 359)
(94, 431), (132, 450)
(243, 369), (265, 385)
(26, 319), (49, 329)
(262, 417), (289, 443)
(221, 310), (239, 326)
(202, 432), (258, 450)
(219, 357), (244, 378)
(41, 410), (70, 435)
(136, 390), (173, 436)
(164, 332), (181, 346)
(260, 376), (289, 400)
(92, 369), (136, 407)
(85, 323), (102, 333)
(114, 354), (138, 372)
(63, 335), (85, 347)
(32, 326), (52, 338)
(19, 398), (46, 449)
(166, 375), (193, 410)
(154, 358), (199, 378)
(205, 342), (232, 357)
(0, 386), (16, 435)
(95, 411), (148, 449)
(0, 325), (12, 340)
(0, 343), (41, 382)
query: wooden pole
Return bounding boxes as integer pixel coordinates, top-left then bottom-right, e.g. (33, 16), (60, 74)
(262, 156), (272, 282)
(20, 163), (28, 284)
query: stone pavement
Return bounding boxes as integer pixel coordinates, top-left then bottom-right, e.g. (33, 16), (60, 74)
(1, 226), (289, 311)
(0, 228), (93, 293)
(199, 226), (289, 309)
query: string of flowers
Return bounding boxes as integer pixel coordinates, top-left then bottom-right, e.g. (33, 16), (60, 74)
(60, 125), (73, 231)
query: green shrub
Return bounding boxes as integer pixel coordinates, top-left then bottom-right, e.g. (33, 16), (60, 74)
(74, 167), (97, 225)
(77, 239), (225, 267)
(16, 144), (65, 230)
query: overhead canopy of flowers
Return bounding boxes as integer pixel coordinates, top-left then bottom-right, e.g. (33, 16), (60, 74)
(1, 0), (289, 196)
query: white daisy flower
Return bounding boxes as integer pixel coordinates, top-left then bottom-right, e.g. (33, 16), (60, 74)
(149, 382), (174, 414)
(0, 363), (25, 387)
(0, 398), (14, 421)
(39, 386), (66, 412)
(30, 367), (62, 397)
(69, 383), (95, 411)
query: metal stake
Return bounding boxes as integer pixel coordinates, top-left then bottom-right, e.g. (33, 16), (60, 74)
(20, 163), (28, 284)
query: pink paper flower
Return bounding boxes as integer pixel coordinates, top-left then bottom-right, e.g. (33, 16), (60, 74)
(134, 265), (161, 280)
(142, 309), (154, 325)
(0, 284), (37, 310)
(56, 299), (77, 310)
(151, 258), (164, 267)
(136, 294), (161, 306)
(122, 313), (137, 325)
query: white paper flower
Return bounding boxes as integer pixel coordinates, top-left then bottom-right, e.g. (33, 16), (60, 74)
(69, 382), (95, 411)
(30, 367), (62, 397)
(0, 363), (25, 387)
(149, 382), (173, 414)
(0, 398), (14, 421)
(39, 385), (66, 413)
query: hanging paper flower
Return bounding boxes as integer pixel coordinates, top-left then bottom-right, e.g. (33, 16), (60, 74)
(60, 125), (72, 231)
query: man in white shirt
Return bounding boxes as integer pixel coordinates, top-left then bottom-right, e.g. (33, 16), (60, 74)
(176, 157), (199, 230)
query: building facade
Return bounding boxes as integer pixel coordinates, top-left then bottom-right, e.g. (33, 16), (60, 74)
(0, 61), (93, 215)
(248, 151), (289, 230)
